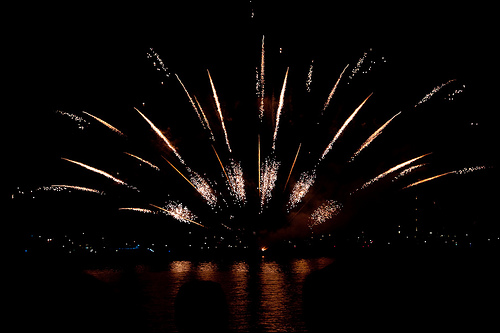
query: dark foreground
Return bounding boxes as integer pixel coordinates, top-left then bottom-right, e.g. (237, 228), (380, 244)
(14, 249), (499, 332)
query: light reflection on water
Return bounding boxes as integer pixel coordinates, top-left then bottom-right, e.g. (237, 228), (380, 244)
(86, 257), (333, 332)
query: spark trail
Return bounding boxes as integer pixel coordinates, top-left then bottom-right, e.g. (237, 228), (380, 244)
(402, 171), (454, 190)
(43, 185), (104, 195)
(392, 163), (428, 181)
(208, 69), (232, 153)
(194, 95), (215, 141)
(82, 111), (126, 136)
(354, 153), (432, 193)
(134, 107), (185, 164)
(163, 156), (217, 208)
(175, 74), (216, 141)
(321, 93), (373, 161)
(452, 165), (487, 175)
(259, 35), (265, 120)
(147, 47), (170, 78)
(56, 110), (89, 130)
(283, 143), (302, 192)
(175, 74), (202, 124)
(212, 145), (246, 204)
(124, 152), (160, 171)
(119, 207), (154, 214)
(322, 64), (349, 114)
(61, 158), (128, 186)
(348, 50), (369, 81)
(150, 203), (205, 227)
(258, 134), (261, 196)
(402, 165), (488, 189)
(163, 157), (197, 191)
(306, 60), (314, 93)
(350, 111), (401, 162)
(415, 79), (456, 107)
(272, 67), (289, 150)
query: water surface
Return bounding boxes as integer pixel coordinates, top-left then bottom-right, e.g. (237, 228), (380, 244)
(86, 257), (334, 332)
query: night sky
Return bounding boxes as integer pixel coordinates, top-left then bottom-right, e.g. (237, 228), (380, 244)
(9, 2), (497, 247)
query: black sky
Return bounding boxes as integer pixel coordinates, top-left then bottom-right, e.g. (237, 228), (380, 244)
(8, 2), (497, 240)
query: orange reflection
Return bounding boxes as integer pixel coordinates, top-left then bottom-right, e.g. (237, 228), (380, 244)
(196, 262), (218, 280)
(170, 260), (192, 274)
(228, 261), (250, 332)
(259, 261), (289, 331)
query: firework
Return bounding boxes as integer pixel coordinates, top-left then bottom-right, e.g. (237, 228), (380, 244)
(309, 200), (342, 227)
(272, 67), (289, 150)
(322, 64), (349, 114)
(306, 60), (314, 93)
(150, 203), (204, 227)
(146, 47), (170, 78)
(212, 144), (246, 204)
(41, 185), (105, 195)
(260, 155), (281, 210)
(134, 107), (185, 164)
(259, 35), (265, 120)
(321, 93), (373, 161)
(176, 73), (216, 141)
(350, 111), (401, 162)
(415, 79), (456, 107)
(286, 169), (317, 212)
(124, 152), (160, 171)
(163, 156), (218, 207)
(118, 207), (154, 214)
(354, 153), (432, 192)
(226, 158), (247, 205)
(392, 163), (428, 181)
(283, 143), (302, 192)
(61, 158), (128, 186)
(212, 144), (231, 182)
(194, 95), (216, 141)
(27, 34), (482, 244)
(402, 166), (488, 189)
(175, 74), (203, 124)
(402, 171), (454, 190)
(188, 169), (218, 208)
(348, 50), (369, 81)
(211, 145), (246, 204)
(258, 134), (261, 196)
(452, 165), (487, 175)
(163, 157), (197, 189)
(56, 110), (89, 130)
(445, 84), (466, 101)
(207, 69), (232, 153)
(82, 111), (126, 137)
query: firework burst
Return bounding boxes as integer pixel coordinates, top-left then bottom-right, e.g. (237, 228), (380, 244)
(22, 36), (488, 245)
(260, 155), (281, 211)
(309, 200), (342, 227)
(286, 169), (316, 212)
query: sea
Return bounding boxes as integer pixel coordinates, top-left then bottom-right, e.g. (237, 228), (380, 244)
(84, 257), (334, 332)
(20, 248), (498, 332)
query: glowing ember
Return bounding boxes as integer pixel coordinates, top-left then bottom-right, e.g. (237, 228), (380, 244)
(260, 155), (280, 211)
(310, 200), (342, 227)
(286, 169), (316, 212)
